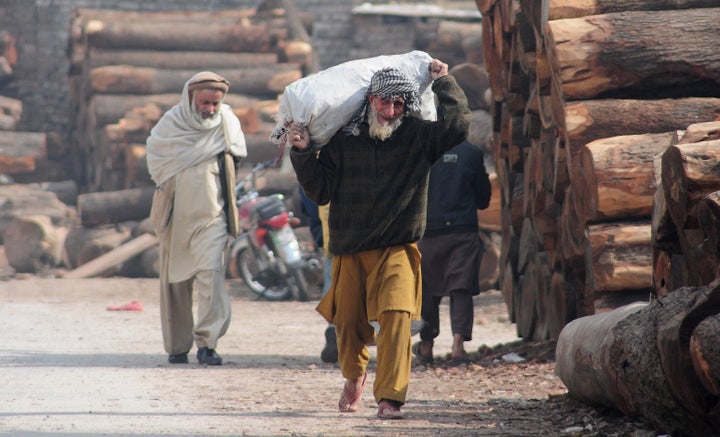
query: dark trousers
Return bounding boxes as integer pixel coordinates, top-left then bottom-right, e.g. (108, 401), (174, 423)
(419, 289), (473, 342)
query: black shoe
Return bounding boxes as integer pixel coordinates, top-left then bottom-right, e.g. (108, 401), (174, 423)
(196, 347), (222, 365)
(168, 353), (189, 364)
(321, 326), (338, 363)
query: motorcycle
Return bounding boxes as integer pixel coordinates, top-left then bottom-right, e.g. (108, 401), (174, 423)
(227, 160), (323, 301)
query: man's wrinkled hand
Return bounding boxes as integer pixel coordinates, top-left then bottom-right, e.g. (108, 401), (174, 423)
(288, 122), (310, 150)
(429, 59), (448, 80)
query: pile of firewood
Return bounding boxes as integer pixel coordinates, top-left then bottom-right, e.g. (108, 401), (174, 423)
(68, 0), (316, 192)
(478, 0), (720, 340)
(0, 30), (48, 180)
(481, 0), (720, 432)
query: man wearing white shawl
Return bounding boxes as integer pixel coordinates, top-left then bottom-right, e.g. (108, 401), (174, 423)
(146, 71), (247, 365)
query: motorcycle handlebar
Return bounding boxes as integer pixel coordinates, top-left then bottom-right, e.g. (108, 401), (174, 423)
(235, 159), (278, 197)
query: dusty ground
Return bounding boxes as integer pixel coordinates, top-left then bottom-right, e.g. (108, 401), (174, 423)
(0, 274), (661, 436)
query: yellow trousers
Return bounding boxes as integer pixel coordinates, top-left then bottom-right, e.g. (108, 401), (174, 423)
(316, 244), (422, 404)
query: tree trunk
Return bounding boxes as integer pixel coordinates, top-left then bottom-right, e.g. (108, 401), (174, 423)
(64, 233), (158, 279)
(546, 8), (720, 100)
(77, 187), (154, 227)
(90, 65), (301, 97)
(557, 284), (720, 435)
(564, 98), (720, 148)
(577, 132), (673, 222)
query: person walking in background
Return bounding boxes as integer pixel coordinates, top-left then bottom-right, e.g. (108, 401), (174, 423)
(288, 59), (471, 419)
(146, 71), (247, 366)
(413, 140), (491, 366)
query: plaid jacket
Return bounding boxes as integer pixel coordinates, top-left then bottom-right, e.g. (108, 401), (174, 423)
(290, 75), (471, 255)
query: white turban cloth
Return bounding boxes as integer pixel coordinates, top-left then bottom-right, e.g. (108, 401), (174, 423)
(146, 71), (247, 186)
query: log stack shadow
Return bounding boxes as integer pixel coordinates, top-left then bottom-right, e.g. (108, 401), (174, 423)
(478, 0), (720, 340)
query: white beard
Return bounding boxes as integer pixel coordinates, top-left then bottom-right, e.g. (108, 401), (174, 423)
(192, 102), (220, 128)
(368, 105), (403, 141)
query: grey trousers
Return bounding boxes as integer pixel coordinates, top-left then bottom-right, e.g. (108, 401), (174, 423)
(159, 245), (231, 355)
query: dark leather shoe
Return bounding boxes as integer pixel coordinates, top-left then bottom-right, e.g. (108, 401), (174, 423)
(168, 353), (189, 364)
(196, 347), (222, 365)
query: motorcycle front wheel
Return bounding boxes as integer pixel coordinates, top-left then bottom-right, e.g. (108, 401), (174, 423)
(235, 246), (292, 301)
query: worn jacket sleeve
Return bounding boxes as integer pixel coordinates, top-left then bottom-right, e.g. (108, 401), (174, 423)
(421, 75), (472, 163)
(289, 143), (337, 206)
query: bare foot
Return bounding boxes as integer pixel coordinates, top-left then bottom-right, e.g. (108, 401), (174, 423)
(451, 334), (468, 360)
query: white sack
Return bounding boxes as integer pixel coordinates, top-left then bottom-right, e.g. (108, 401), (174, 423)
(270, 50), (437, 148)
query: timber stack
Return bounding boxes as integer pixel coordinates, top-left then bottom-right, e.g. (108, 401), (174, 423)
(476, 0), (720, 340)
(480, 0), (720, 433)
(68, 0), (317, 192)
(0, 30), (53, 183)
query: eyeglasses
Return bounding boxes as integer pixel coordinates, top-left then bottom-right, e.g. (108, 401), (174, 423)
(373, 96), (405, 110)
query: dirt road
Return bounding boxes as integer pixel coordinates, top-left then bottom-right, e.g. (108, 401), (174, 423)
(0, 276), (657, 436)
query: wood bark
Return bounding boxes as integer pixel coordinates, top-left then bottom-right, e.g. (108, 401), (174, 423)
(557, 284), (720, 435)
(690, 314), (720, 397)
(77, 187), (154, 227)
(90, 65), (301, 97)
(546, 8), (720, 100)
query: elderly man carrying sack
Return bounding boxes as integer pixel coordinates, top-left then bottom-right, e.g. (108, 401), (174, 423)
(288, 59), (471, 419)
(146, 71), (247, 366)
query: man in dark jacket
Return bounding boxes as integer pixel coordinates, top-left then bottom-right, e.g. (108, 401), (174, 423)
(414, 140), (491, 365)
(287, 59), (471, 419)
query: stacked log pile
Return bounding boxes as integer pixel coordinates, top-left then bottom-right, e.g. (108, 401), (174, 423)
(68, 0), (317, 192)
(654, 121), (720, 295)
(476, 0), (720, 340)
(0, 30), (48, 179)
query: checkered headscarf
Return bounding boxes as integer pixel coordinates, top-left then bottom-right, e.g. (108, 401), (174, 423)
(343, 67), (421, 136)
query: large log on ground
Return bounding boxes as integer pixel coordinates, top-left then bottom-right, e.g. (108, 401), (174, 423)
(556, 284), (720, 435)
(63, 233), (158, 279)
(2, 215), (67, 273)
(545, 8), (720, 100)
(90, 65), (301, 97)
(77, 187), (154, 227)
(0, 132), (46, 174)
(690, 314), (720, 397)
